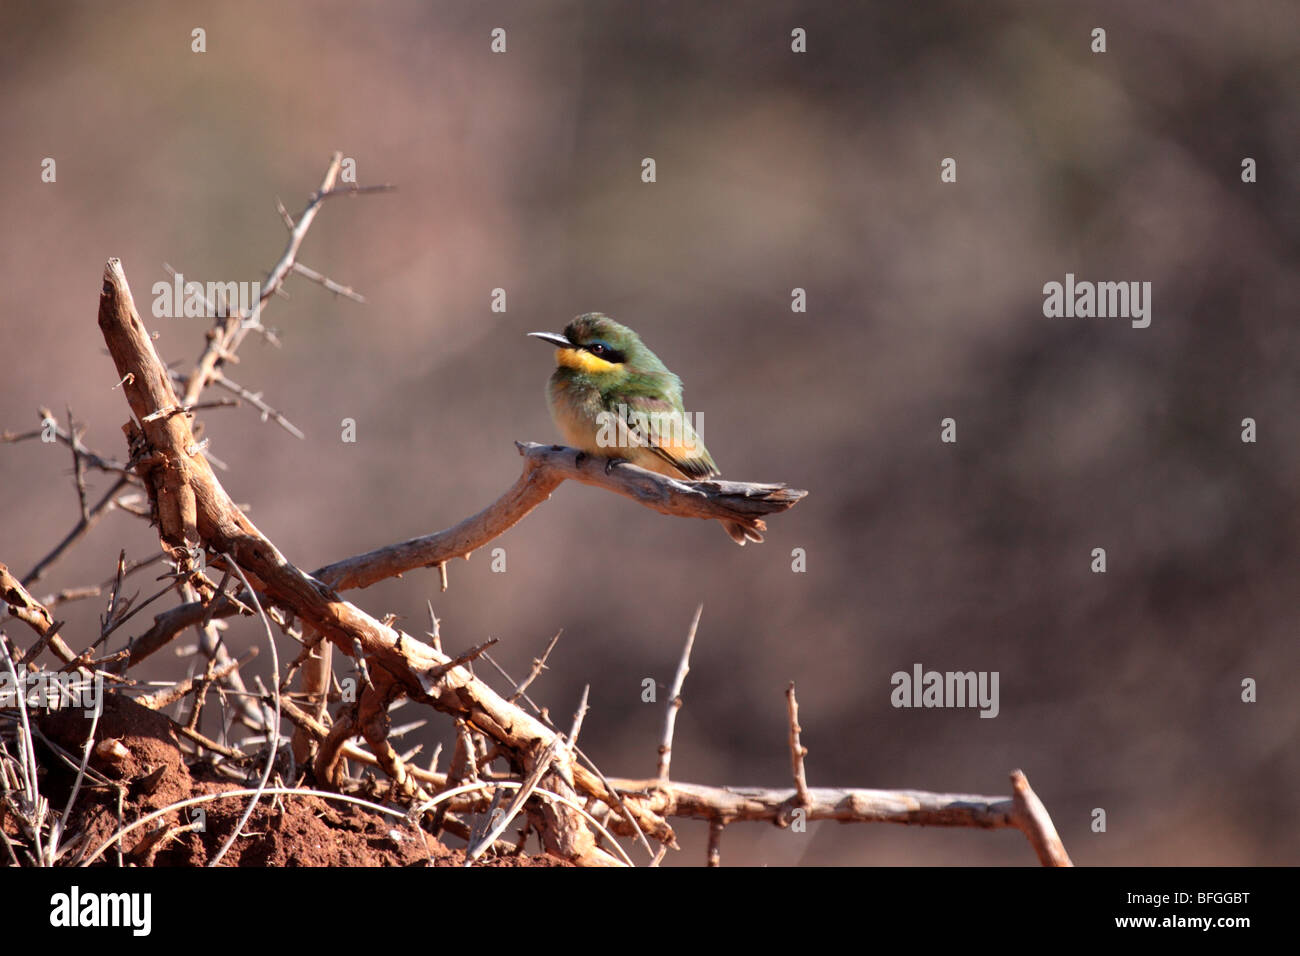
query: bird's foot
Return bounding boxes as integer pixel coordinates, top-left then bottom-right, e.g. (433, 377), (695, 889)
(604, 456), (629, 475)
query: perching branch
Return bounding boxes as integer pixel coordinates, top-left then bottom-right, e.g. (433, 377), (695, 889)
(315, 443), (806, 592)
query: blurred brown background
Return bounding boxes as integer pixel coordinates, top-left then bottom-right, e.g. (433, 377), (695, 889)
(1, 1), (1297, 865)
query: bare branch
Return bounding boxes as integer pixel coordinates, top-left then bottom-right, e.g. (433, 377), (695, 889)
(658, 604), (701, 782)
(422, 638), (499, 686)
(313, 183), (396, 200)
(66, 407), (89, 522)
(507, 629), (561, 703)
(141, 398), (239, 423)
(785, 681), (811, 808)
(180, 153), (347, 404)
(609, 778), (1017, 829)
(425, 601), (442, 653)
(290, 627), (331, 767)
(21, 476), (130, 587)
(171, 368), (305, 440)
(4, 409), (135, 477)
(290, 262), (366, 303)
(707, 818), (724, 868)
(136, 650), (253, 711)
(480, 638), (660, 860)
(464, 737), (563, 865)
(40, 551), (165, 608)
(314, 445), (806, 591)
(567, 684), (590, 752)
(2, 562), (80, 668)
(206, 551), (282, 868)
(274, 197), (294, 230)
(1010, 769), (1073, 867)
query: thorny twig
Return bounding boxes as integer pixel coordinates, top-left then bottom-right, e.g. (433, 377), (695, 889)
(658, 604), (701, 782)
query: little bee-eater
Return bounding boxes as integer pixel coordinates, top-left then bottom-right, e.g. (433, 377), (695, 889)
(529, 313), (759, 545)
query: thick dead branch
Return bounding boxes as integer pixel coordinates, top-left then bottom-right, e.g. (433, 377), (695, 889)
(97, 258), (623, 865)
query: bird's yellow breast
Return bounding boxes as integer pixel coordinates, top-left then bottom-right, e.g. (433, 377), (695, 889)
(555, 347), (620, 375)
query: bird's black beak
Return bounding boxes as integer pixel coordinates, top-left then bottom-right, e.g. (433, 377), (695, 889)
(527, 331), (573, 348)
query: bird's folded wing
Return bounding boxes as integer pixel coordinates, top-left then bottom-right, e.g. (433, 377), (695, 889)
(616, 393), (719, 479)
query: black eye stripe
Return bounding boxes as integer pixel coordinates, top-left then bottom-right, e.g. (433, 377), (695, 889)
(583, 342), (626, 363)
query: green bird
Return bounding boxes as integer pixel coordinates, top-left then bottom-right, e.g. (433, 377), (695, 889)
(529, 313), (759, 545)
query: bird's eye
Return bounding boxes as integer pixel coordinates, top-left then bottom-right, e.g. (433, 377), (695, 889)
(589, 343), (606, 355)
